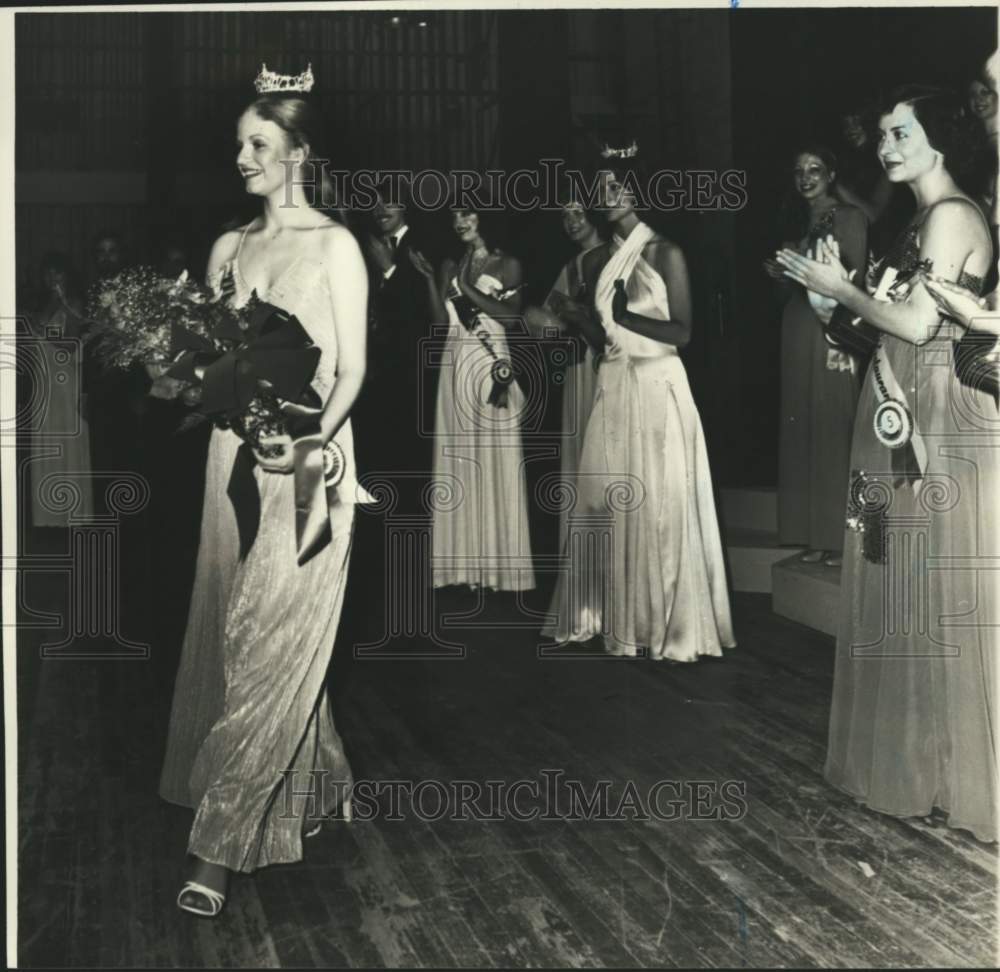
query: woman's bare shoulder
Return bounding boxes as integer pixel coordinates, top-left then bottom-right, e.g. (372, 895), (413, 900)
(644, 233), (680, 256)
(208, 225), (249, 263)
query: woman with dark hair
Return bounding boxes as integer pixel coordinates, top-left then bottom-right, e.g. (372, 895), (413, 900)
(830, 106), (911, 258)
(525, 200), (606, 556)
(27, 251), (94, 526)
(159, 64), (371, 914)
(410, 203), (535, 591)
(543, 145), (735, 661)
(777, 85), (996, 841)
(764, 144), (868, 566)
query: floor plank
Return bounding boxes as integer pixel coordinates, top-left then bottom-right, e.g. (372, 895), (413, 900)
(15, 567), (998, 968)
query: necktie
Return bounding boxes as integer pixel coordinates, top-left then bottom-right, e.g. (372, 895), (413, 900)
(387, 235), (397, 255)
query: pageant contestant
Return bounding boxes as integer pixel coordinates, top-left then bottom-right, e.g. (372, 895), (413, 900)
(544, 144), (735, 661)
(411, 205), (535, 592)
(526, 201), (606, 557)
(159, 63), (371, 915)
(765, 145), (868, 566)
(777, 86), (997, 841)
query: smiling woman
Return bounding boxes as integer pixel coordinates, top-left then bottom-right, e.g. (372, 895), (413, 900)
(768, 143), (868, 565)
(413, 201), (536, 592)
(543, 153), (735, 661)
(778, 85), (998, 842)
(158, 64), (372, 917)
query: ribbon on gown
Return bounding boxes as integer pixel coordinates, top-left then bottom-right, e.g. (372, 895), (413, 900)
(867, 266), (929, 485)
(226, 401), (348, 568)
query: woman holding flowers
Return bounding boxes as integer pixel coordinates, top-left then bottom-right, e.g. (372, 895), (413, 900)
(157, 65), (369, 915)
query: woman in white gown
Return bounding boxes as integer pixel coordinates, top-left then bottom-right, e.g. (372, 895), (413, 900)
(158, 66), (370, 917)
(28, 253), (94, 526)
(544, 155), (735, 661)
(411, 207), (535, 591)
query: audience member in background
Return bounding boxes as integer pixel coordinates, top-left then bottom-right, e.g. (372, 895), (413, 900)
(968, 52), (999, 291)
(93, 228), (126, 282)
(765, 145), (868, 568)
(155, 232), (191, 279)
(356, 182), (434, 490)
(27, 252), (94, 527)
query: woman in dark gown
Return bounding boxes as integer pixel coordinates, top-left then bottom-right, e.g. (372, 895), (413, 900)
(777, 86), (996, 842)
(765, 145), (868, 565)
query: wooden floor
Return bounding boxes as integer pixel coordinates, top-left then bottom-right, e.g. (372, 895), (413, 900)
(16, 517), (999, 968)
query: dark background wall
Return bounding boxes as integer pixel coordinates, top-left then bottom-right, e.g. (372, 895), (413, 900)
(14, 6), (997, 488)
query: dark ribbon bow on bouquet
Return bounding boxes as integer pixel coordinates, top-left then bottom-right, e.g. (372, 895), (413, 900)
(166, 300), (337, 567)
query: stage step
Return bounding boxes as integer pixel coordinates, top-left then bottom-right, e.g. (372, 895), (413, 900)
(720, 488), (795, 594)
(726, 528), (803, 595)
(771, 553), (842, 638)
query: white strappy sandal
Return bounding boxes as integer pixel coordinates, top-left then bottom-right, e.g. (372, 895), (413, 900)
(177, 880), (227, 917)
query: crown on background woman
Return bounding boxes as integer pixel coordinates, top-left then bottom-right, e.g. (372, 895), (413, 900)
(254, 62), (315, 94)
(600, 140), (639, 160)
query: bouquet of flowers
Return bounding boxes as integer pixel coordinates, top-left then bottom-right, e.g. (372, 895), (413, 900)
(86, 265), (322, 458)
(86, 264), (347, 566)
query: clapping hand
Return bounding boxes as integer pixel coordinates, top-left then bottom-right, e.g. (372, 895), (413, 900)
(409, 248), (435, 280)
(254, 434), (295, 474)
(762, 256), (786, 281)
(612, 279), (629, 324)
(366, 234), (395, 274)
(775, 234), (851, 300)
(923, 275), (993, 332)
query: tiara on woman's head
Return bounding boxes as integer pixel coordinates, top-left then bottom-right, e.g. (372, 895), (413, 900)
(601, 140), (639, 160)
(254, 62), (315, 94)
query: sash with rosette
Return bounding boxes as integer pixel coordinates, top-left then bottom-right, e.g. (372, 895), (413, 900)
(166, 298), (353, 566)
(447, 276), (519, 407)
(864, 258), (931, 480)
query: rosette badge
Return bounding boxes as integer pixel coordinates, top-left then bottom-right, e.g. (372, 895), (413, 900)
(322, 440), (346, 487)
(873, 398), (914, 450)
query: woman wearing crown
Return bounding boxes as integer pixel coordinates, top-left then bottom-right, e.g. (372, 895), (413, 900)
(158, 63), (371, 915)
(543, 144), (736, 661)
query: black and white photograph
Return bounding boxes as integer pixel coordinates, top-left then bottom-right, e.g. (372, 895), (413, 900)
(4, 0), (999, 967)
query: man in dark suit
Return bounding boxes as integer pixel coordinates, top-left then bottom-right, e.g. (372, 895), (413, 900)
(357, 185), (434, 489)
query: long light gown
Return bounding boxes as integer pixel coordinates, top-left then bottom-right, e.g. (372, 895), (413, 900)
(543, 222), (735, 660)
(28, 302), (94, 526)
(159, 226), (369, 871)
(431, 273), (535, 591)
(824, 201), (999, 842)
(778, 205), (867, 550)
(545, 247), (601, 556)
